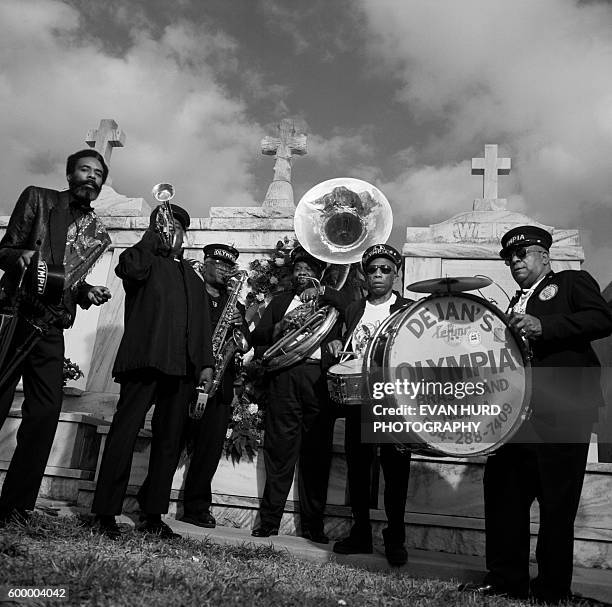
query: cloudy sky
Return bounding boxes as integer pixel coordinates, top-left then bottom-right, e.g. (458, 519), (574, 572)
(1, 0), (611, 285)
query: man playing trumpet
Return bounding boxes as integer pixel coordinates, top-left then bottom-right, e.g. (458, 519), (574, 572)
(180, 244), (250, 529)
(92, 203), (214, 539)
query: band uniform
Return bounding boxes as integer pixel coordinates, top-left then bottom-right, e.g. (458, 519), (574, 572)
(461, 225), (612, 603)
(180, 244), (251, 529)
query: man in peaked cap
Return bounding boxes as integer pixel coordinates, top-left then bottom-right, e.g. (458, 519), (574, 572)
(250, 243), (348, 543)
(460, 225), (612, 602)
(328, 243), (414, 567)
(92, 203), (214, 540)
(179, 243), (250, 529)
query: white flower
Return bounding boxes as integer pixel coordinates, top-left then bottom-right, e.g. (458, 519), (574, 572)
(249, 270), (258, 279)
(338, 601), (347, 606)
(260, 259), (270, 269)
(274, 257), (285, 266)
(269, 276), (278, 285)
(248, 403), (258, 414)
(256, 293), (265, 302)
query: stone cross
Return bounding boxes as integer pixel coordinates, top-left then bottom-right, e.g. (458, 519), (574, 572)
(471, 144), (511, 210)
(261, 118), (307, 209)
(85, 119), (126, 167)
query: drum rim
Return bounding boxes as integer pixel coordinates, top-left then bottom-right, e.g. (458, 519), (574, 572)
(363, 292), (532, 458)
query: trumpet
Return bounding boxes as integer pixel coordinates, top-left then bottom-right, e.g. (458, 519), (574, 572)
(151, 182), (176, 249)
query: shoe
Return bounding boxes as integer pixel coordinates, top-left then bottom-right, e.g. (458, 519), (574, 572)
(251, 525), (279, 538)
(333, 535), (373, 555)
(94, 515), (122, 540)
(301, 529), (329, 544)
(138, 518), (181, 539)
(458, 582), (526, 599)
(180, 512), (216, 529)
(384, 543), (408, 566)
(0, 508), (31, 527)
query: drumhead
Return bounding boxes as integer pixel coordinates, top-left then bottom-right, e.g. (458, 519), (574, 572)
(363, 293), (531, 457)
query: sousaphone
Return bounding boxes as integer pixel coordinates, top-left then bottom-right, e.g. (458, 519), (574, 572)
(262, 178), (393, 370)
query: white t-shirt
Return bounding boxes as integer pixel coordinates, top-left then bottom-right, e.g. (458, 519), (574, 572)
(285, 295), (321, 360)
(348, 293), (397, 358)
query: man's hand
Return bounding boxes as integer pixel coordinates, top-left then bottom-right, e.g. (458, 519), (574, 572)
(300, 287), (320, 303)
(508, 313), (542, 340)
(228, 310), (243, 326)
(198, 367), (214, 394)
(17, 250), (36, 273)
(327, 339), (343, 358)
(87, 286), (112, 306)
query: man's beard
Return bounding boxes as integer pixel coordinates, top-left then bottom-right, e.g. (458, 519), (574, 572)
(70, 180), (101, 203)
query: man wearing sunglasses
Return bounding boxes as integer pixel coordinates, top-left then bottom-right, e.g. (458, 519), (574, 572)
(329, 244), (414, 567)
(460, 225), (612, 603)
(179, 244), (250, 530)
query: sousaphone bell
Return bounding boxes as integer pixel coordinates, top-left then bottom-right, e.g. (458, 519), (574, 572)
(262, 178), (394, 370)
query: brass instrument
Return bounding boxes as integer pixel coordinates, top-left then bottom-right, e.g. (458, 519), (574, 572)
(151, 183), (176, 249)
(262, 177), (394, 370)
(208, 269), (250, 399)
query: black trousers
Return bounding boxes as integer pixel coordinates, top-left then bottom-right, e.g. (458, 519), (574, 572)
(483, 421), (592, 601)
(259, 362), (335, 533)
(182, 391), (232, 516)
(92, 369), (194, 516)
(0, 321), (64, 514)
(344, 406), (411, 545)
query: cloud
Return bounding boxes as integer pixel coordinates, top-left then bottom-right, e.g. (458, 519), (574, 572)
(359, 0), (612, 283)
(0, 0), (265, 215)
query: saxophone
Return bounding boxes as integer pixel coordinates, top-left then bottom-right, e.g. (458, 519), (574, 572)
(209, 269), (249, 398)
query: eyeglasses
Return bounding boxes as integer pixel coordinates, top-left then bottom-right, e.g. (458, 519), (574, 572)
(502, 246), (546, 266)
(365, 265), (394, 275)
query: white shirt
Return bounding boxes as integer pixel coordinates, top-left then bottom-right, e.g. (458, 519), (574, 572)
(348, 293), (397, 358)
(511, 274), (547, 314)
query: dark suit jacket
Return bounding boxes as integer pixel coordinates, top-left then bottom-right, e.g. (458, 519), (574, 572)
(251, 288), (350, 372)
(509, 270), (612, 419)
(0, 186), (93, 325)
(112, 231), (214, 380)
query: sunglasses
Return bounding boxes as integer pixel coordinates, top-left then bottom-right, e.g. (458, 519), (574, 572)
(365, 264), (394, 275)
(502, 246), (545, 266)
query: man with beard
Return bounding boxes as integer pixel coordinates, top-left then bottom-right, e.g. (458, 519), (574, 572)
(329, 244), (413, 567)
(459, 226), (612, 603)
(180, 243), (250, 529)
(250, 246), (347, 542)
(0, 149), (112, 526)
(92, 204), (214, 540)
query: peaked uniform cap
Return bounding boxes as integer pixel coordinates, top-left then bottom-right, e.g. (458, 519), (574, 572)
(362, 244), (402, 270)
(290, 245), (326, 272)
(149, 204), (190, 231)
(499, 225), (552, 258)
(203, 244), (239, 264)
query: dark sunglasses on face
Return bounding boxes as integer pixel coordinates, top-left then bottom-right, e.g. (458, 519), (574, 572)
(502, 246), (545, 266)
(366, 264), (394, 275)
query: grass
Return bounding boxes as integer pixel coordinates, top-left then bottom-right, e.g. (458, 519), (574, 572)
(0, 514), (602, 606)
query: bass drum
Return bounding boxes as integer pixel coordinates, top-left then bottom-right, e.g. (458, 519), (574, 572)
(362, 293), (531, 457)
